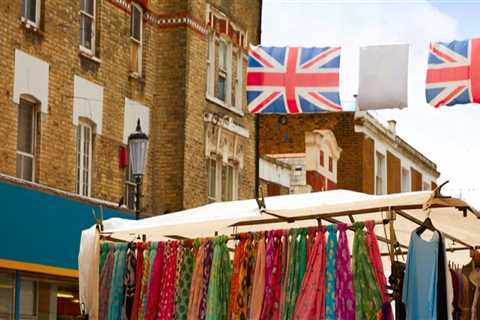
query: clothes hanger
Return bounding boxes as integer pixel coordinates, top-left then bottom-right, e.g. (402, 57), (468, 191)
(416, 208), (436, 236)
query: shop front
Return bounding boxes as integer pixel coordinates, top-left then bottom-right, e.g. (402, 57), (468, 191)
(0, 177), (132, 320)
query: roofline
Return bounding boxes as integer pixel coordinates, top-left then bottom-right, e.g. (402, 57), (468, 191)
(355, 112), (440, 178)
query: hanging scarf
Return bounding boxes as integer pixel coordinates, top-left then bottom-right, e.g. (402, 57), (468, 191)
(335, 223), (355, 320)
(261, 231), (284, 320)
(99, 242), (110, 273)
(199, 240), (214, 320)
(141, 242), (157, 317)
(229, 235), (246, 319)
(281, 229), (298, 320)
(99, 243), (115, 320)
(236, 234), (255, 320)
(293, 227), (326, 319)
(250, 234), (266, 320)
(206, 235), (233, 320)
(138, 242), (151, 320)
(188, 240), (206, 319)
(365, 221), (393, 320)
(352, 222), (383, 320)
(122, 244), (137, 320)
(108, 243), (128, 320)
(145, 242), (165, 320)
(296, 228), (308, 294)
(157, 241), (179, 320)
(131, 242), (145, 320)
(175, 244), (194, 320)
(279, 230), (290, 318)
(325, 224), (338, 320)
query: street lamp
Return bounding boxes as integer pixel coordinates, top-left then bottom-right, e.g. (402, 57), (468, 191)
(128, 118), (149, 220)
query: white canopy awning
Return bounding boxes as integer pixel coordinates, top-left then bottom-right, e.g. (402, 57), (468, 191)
(79, 189), (480, 318)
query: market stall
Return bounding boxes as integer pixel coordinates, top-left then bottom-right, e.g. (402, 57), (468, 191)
(79, 188), (480, 319)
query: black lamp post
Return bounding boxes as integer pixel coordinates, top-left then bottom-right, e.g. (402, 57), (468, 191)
(128, 119), (149, 220)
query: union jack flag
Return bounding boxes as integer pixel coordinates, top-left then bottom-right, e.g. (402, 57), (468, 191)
(426, 38), (480, 108)
(247, 46), (342, 113)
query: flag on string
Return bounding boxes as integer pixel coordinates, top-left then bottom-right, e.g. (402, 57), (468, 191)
(357, 44), (409, 110)
(246, 46), (342, 114)
(426, 38), (480, 108)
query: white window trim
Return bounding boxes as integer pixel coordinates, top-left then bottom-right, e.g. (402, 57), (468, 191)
(76, 122), (93, 197)
(401, 166), (410, 193)
(206, 33), (215, 96)
(130, 3), (143, 77)
(375, 151), (386, 195)
(16, 99), (37, 182)
(234, 51), (244, 111)
(208, 156), (239, 202)
(79, 0), (96, 55)
(21, 0), (41, 29)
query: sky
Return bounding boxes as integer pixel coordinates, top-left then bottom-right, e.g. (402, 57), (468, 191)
(261, 0), (480, 208)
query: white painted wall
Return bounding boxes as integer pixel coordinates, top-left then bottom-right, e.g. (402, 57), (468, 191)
(13, 49), (49, 113)
(259, 158), (291, 188)
(73, 76), (104, 134)
(123, 98), (150, 144)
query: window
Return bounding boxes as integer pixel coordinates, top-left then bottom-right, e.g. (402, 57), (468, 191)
(208, 158), (217, 202)
(221, 164), (235, 201)
(20, 279), (37, 318)
(0, 272), (14, 320)
(328, 156), (333, 172)
(216, 39), (228, 101)
(208, 158), (238, 202)
(206, 33), (215, 96)
(76, 122), (93, 196)
(320, 150), (324, 167)
(232, 51), (243, 110)
(130, 4), (143, 75)
(401, 167), (410, 192)
(80, 0), (95, 53)
(125, 162), (136, 210)
(22, 0), (40, 26)
(375, 152), (386, 195)
(16, 99), (37, 182)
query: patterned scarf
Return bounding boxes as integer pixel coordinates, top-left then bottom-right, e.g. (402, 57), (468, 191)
(188, 241), (206, 319)
(293, 227), (326, 319)
(157, 241), (179, 320)
(250, 234), (266, 320)
(206, 235), (232, 320)
(352, 222), (383, 320)
(261, 231), (284, 320)
(145, 242), (165, 320)
(335, 223), (355, 320)
(122, 244), (137, 320)
(108, 243), (128, 320)
(229, 235), (247, 319)
(99, 243), (115, 320)
(175, 245), (194, 320)
(325, 225), (338, 320)
(131, 242), (145, 320)
(199, 240), (214, 320)
(138, 242), (151, 320)
(236, 234), (255, 320)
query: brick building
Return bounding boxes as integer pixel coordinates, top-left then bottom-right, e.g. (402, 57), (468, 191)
(0, 0), (261, 317)
(259, 112), (440, 196)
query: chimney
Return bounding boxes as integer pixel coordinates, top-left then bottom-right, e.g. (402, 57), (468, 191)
(388, 120), (397, 135)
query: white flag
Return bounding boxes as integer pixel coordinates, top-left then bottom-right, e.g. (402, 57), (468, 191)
(357, 44), (409, 110)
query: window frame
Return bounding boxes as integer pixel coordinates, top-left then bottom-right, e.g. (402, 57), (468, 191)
(216, 38), (229, 102)
(208, 157), (238, 202)
(79, 0), (96, 55)
(19, 278), (38, 319)
(207, 157), (218, 202)
(130, 3), (143, 76)
(206, 32), (215, 96)
(21, 0), (41, 28)
(16, 98), (37, 182)
(0, 271), (15, 319)
(233, 50), (244, 110)
(375, 151), (386, 195)
(401, 166), (411, 193)
(76, 122), (93, 197)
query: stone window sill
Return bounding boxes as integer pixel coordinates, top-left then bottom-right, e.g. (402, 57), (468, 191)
(206, 94), (244, 117)
(79, 47), (102, 64)
(20, 17), (43, 36)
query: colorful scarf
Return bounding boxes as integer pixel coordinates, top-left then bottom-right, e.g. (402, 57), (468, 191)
(175, 244), (194, 320)
(108, 243), (128, 320)
(157, 241), (178, 320)
(188, 241), (206, 319)
(138, 242), (151, 320)
(335, 223), (355, 320)
(250, 234), (266, 320)
(365, 220), (393, 320)
(270, 231), (285, 320)
(99, 243), (114, 320)
(145, 242), (165, 320)
(236, 234), (255, 320)
(352, 222), (383, 320)
(325, 225), (338, 320)
(293, 227), (326, 319)
(122, 244), (137, 320)
(131, 242), (145, 320)
(261, 231), (284, 320)
(206, 235), (232, 320)
(200, 240), (214, 320)
(229, 235), (246, 319)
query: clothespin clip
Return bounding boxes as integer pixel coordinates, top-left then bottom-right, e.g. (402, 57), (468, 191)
(256, 189), (266, 213)
(92, 206), (104, 232)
